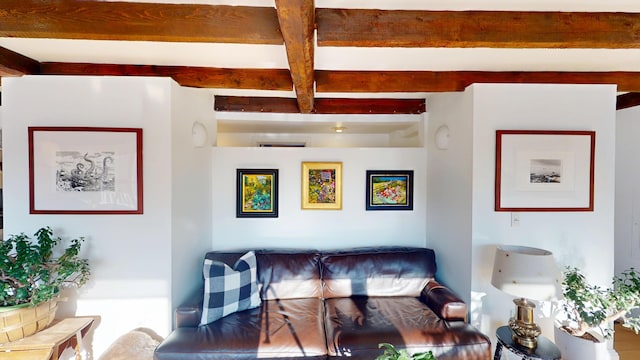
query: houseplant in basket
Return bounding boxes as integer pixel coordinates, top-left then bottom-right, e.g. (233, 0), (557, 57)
(554, 266), (640, 360)
(0, 227), (91, 343)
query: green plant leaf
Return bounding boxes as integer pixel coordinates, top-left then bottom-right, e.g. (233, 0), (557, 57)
(0, 227), (91, 307)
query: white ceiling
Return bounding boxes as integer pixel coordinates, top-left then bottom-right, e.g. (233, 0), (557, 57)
(1, 0), (637, 134)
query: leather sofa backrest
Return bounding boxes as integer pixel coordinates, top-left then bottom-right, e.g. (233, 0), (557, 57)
(203, 247), (437, 300)
(320, 247), (437, 298)
(204, 250), (323, 300)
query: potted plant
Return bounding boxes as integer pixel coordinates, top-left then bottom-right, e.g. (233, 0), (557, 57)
(0, 226), (91, 342)
(376, 343), (437, 360)
(554, 266), (640, 360)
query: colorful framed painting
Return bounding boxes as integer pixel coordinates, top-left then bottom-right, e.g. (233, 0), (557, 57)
(495, 130), (595, 212)
(28, 126), (143, 214)
(301, 162), (342, 210)
(366, 170), (414, 211)
(236, 169), (279, 218)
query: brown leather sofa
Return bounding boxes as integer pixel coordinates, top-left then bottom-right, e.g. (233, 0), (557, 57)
(154, 247), (491, 360)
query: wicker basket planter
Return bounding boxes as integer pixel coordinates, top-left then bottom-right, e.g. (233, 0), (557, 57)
(0, 300), (58, 343)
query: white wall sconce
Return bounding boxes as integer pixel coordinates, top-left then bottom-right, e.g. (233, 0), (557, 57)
(434, 125), (450, 150)
(192, 121), (208, 147)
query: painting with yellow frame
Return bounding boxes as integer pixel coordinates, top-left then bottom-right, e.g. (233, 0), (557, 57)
(301, 162), (342, 210)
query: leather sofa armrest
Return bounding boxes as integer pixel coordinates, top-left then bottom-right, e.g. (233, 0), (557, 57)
(174, 287), (204, 328)
(420, 280), (468, 322)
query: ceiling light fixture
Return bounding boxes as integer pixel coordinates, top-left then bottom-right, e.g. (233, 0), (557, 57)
(333, 126), (346, 133)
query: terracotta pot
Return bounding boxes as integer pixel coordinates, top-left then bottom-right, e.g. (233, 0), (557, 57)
(554, 326), (611, 360)
(0, 300), (58, 343)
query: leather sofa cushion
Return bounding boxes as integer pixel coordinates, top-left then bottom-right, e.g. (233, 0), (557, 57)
(321, 247), (436, 298)
(155, 298), (327, 360)
(324, 296), (491, 360)
(257, 250), (322, 300)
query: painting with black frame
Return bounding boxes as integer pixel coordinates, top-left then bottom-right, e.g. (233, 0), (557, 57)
(28, 126), (143, 215)
(365, 170), (414, 211)
(236, 169), (279, 218)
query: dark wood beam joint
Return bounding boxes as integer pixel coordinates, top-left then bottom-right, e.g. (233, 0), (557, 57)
(0, 46), (40, 76)
(275, 0), (316, 113)
(617, 92), (640, 110)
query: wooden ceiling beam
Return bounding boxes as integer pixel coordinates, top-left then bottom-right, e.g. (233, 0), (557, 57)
(316, 9), (640, 48)
(0, 46), (40, 76)
(23, 62), (640, 95)
(215, 96), (300, 113)
(7, 59), (640, 110)
(275, 0), (316, 113)
(315, 98), (425, 114)
(316, 70), (640, 93)
(40, 62), (293, 90)
(215, 96), (426, 114)
(617, 92), (640, 110)
(0, 0), (283, 44)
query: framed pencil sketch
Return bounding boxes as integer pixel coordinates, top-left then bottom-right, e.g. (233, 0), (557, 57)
(365, 170), (414, 211)
(28, 127), (143, 214)
(495, 130), (595, 212)
(236, 169), (279, 218)
(301, 162), (342, 210)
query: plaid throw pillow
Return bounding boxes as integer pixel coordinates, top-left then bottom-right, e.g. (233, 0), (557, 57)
(200, 251), (261, 325)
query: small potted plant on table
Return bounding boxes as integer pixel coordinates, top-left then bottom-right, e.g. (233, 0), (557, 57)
(0, 227), (91, 342)
(555, 266), (640, 360)
(376, 343), (437, 360)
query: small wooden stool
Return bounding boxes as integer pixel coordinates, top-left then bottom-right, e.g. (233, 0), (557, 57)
(0, 317), (95, 360)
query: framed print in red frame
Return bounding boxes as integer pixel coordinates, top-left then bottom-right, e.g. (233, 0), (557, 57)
(29, 127), (143, 214)
(495, 130), (595, 212)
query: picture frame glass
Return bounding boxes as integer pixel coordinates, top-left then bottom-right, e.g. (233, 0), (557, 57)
(366, 170), (414, 211)
(495, 130), (595, 212)
(29, 127), (143, 214)
(302, 162), (342, 210)
(236, 169), (278, 218)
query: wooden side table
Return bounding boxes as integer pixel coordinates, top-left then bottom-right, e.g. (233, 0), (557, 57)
(494, 325), (561, 360)
(0, 317), (95, 360)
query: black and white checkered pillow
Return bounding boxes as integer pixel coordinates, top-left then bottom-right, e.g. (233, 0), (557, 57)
(200, 251), (261, 325)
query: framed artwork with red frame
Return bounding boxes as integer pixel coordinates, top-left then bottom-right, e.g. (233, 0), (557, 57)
(495, 130), (595, 212)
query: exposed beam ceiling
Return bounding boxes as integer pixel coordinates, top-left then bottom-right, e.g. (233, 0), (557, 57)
(1, 0), (640, 114)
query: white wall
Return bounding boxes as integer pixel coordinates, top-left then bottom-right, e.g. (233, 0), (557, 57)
(426, 91), (475, 306)
(615, 106), (640, 274)
(427, 83), (617, 349)
(210, 147), (428, 249)
(169, 83), (215, 313)
(1, 76), (213, 357)
(1, 77), (621, 357)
